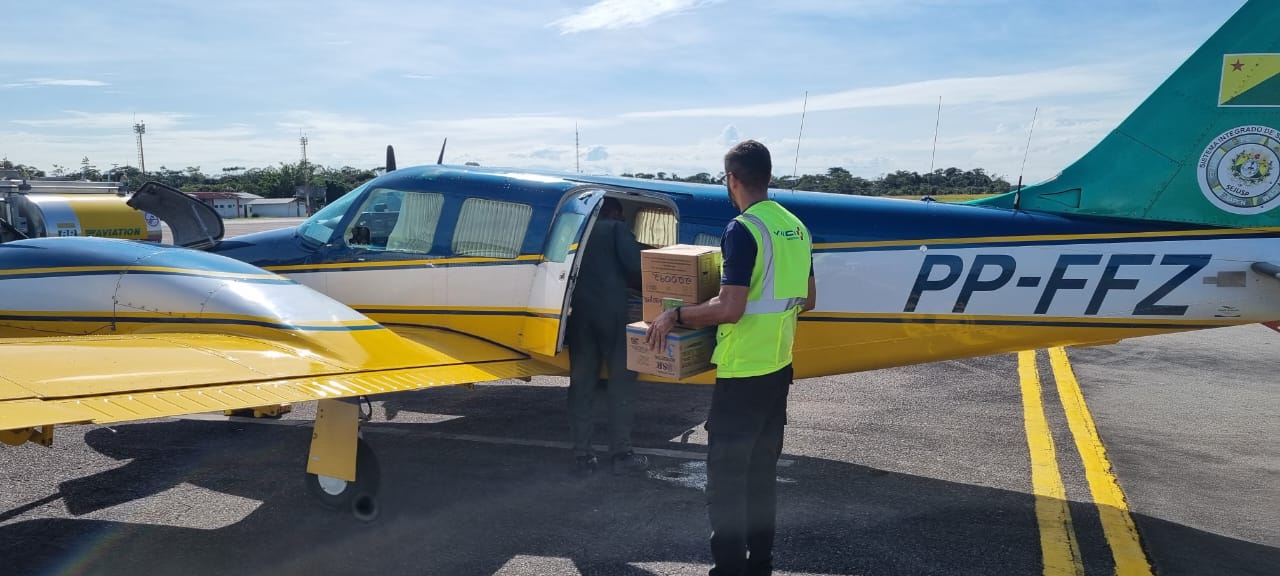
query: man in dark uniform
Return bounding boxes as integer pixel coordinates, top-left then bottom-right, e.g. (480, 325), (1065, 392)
(648, 141), (816, 575)
(567, 197), (650, 476)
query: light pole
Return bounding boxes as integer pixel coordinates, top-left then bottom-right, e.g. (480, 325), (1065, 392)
(133, 122), (146, 176)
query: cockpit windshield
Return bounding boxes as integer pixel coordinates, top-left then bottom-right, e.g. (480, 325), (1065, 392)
(296, 182), (369, 246)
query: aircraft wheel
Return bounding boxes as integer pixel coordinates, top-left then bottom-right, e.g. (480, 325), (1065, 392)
(305, 438), (381, 522)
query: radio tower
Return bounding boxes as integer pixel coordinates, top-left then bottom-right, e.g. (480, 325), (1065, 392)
(300, 133), (310, 214)
(133, 121), (146, 175)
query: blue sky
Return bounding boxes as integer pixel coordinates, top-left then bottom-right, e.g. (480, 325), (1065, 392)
(1, 0), (1250, 183)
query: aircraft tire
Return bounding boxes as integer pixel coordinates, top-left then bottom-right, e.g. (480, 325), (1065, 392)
(305, 438), (381, 521)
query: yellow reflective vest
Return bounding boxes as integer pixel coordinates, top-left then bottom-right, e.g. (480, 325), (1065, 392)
(711, 200), (812, 378)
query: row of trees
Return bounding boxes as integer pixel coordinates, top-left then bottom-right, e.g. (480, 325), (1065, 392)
(1, 157), (379, 204)
(4, 158), (1013, 200)
(622, 166), (1014, 196)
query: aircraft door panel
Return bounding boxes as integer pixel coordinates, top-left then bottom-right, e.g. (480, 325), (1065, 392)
(521, 189), (603, 356)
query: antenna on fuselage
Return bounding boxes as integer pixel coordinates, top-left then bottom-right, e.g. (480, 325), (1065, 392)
(437, 138), (448, 165)
(1012, 107), (1038, 210)
(928, 96), (941, 195)
(386, 145), (397, 172)
(792, 91), (808, 181)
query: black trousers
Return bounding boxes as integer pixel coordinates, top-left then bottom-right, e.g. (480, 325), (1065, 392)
(566, 307), (637, 457)
(706, 364), (792, 576)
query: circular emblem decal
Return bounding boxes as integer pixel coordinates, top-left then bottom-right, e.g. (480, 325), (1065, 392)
(1197, 125), (1280, 215)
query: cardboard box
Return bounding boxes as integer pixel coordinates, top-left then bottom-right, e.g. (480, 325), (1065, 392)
(641, 245), (722, 322)
(626, 321), (716, 380)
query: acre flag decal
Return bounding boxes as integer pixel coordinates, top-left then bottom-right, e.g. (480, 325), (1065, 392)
(1220, 54), (1280, 106)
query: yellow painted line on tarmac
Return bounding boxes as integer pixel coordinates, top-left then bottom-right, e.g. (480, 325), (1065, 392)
(1048, 347), (1154, 576)
(1018, 350), (1084, 576)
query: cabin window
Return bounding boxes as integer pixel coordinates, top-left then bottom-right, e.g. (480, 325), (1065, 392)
(693, 232), (721, 247)
(452, 198), (533, 259)
(345, 188), (444, 253)
(632, 206), (676, 248)
(544, 213), (584, 263)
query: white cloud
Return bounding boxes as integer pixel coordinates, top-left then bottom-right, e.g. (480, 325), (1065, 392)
(553, 0), (721, 34)
(401, 74), (435, 80)
(623, 65), (1132, 119)
(4, 78), (109, 88)
(584, 145), (609, 161)
(413, 114), (612, 140)
(717, 124), (740, 146)
(529, 148), (565, 161)
(11, 111), (190, 130)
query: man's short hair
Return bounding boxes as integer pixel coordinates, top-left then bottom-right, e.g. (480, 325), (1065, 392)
(601, 197), (624, 220)
(724, 140), (772, 191)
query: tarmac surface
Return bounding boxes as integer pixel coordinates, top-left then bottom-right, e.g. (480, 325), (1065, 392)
(1, 217), (1275, 575)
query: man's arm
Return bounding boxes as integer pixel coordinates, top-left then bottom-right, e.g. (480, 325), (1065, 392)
(645, 285), (746, 350)
(803, 275), (817, 313)
(646, 220), (755, 350)
(614, 221), (643, 287)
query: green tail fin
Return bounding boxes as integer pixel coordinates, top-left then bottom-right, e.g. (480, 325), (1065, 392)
(973, 0), (1280, 228)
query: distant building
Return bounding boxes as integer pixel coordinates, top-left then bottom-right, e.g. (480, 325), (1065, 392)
(186, 191), (264, 219)
(248, 197), (306, 218)
(295, 184), (323, 215)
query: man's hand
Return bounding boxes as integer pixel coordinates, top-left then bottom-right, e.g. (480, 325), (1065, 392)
(646, 309), (678, 351)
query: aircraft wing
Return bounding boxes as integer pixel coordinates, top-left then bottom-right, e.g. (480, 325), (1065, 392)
(0, 326), (554, 434)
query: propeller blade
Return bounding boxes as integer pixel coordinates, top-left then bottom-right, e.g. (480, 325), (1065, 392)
(437, 138), (447, 165)
(386, 145), (397, 172)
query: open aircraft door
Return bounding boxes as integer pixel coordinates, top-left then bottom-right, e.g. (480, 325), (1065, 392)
(127, 181), (224, 249)
(521, 188), (604, 357)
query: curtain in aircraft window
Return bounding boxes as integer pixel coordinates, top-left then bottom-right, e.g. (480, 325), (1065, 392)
(632, 206), (676, 247)
(452, 198), (533, 259)
(693, 232), (721, 247)
(363, 189), (443, 253)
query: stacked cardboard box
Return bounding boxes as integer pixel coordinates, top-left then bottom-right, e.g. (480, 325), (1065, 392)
(625, 323), (715, 379)
(638, 244), (722, 322)
(626, 244), (721, 379)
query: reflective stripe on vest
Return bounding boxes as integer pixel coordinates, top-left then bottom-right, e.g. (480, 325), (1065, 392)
(737, 213), (806, 316)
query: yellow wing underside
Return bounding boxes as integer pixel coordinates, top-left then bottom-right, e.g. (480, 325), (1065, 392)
(0, 326), (557, 432)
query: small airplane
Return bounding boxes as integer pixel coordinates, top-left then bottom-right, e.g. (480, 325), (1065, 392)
(2, 0), (1277, 520)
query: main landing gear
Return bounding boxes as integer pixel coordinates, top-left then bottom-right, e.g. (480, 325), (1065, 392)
(304, 398), (381, 522)
(305, 437), (380, 521)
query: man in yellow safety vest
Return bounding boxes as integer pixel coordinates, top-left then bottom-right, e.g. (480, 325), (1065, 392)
(647, 140), (817, 576)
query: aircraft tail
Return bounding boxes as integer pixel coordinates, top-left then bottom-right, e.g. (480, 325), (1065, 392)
(973, 0), (1280, 228)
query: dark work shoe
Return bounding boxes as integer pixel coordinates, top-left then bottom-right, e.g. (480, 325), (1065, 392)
(611, 451), (649, 475)
(574, 455), (598, 477)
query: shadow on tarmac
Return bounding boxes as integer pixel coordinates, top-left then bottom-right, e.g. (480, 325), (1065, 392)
(1, 383), (1275, 576)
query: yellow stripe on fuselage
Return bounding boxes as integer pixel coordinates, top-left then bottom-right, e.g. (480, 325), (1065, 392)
(265, 254), (543, 272)
(814, 226), (1280, 251)
(350, 307), (1226, 384)
(800, 311), (1236, 328)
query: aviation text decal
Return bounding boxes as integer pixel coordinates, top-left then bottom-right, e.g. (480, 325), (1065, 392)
(1196, 125), (1280, 215)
